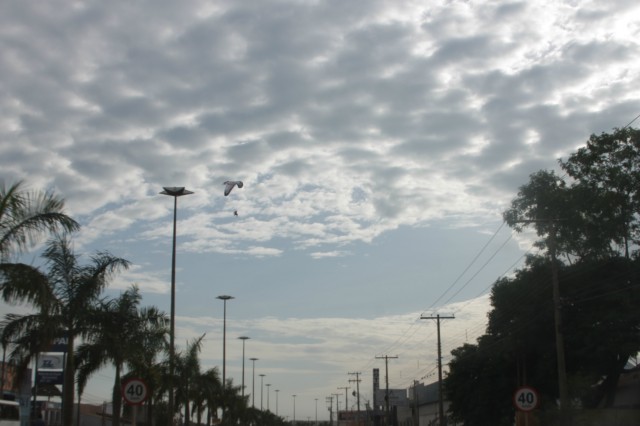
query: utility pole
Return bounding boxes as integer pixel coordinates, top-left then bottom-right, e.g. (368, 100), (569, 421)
(515, 219), (568, 412)
(348, 372), (362, 424)
(332, 393), (342, 423)
(375, 355), (398, 425)
(338, 386), (350, 413)
(331, 393), (341, 412)
(326, 396), (334, 426)
(412, 380), (421, 426)
(549, 224), (569, 412)
(421, 314), (454, 426)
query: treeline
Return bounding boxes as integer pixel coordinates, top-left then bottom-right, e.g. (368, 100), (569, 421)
(445, 127), (640, 425)
(0, 181), (286, 426)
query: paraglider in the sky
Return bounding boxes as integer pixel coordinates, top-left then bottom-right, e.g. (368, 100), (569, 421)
(224, 180), (243, 196)
(234, 210), (238, 216)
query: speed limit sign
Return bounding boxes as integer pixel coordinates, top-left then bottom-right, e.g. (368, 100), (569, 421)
(122, 377), (148, 405)
(513, 386), (539, 412)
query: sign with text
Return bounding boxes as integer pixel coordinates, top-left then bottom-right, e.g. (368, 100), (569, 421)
(375, 389), (408, 407)
(513, 386), (539, 412)
(36, 371), (64, 385)
(48, 337), (69, 353)
(122, 378), (149, 405)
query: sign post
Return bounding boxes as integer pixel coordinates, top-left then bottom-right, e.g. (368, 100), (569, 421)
(122, 378), (148, 426)
(513, 386), (539, 426)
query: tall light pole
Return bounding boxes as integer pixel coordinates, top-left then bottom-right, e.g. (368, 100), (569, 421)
(238, 336), (250, 398)
(292, 394), (297, 426)
(259, 374), (266, 411)
(266, 383), (271, 411)
(275, 389), (280, 415)
(250, 358), (258, 408)
(160, 186), (193, 425)
(315, 398), (318, 426)
(217, 295), (234, 394)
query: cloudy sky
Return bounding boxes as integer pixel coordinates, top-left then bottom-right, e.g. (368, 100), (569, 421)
(2, 0), (639, 421)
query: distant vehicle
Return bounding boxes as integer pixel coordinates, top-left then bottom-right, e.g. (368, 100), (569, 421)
(0, 399), (20, 426)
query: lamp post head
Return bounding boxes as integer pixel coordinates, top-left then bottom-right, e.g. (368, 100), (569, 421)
(239, 336), (250, 341)
(160, 187), (194, 197)
(217, 295), (234, 301)
(250, 357), (258, 362)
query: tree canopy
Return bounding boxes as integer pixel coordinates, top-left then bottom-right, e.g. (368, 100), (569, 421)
(446, 128), (640, 425)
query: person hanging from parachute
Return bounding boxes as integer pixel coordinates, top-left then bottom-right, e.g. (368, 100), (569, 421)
(223, 180), (243, 216)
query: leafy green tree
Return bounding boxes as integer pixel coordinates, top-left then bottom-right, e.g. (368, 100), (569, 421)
(448, 129), (640, 424)
(446, 255), (640, 424)
(502, 169), (583, 260)
(559, 257), (640, 407)
(0, 180), (79, 260)
(76, 286), (167, 426)
(559, 127), (640, 258)
(0, 234), (129, 426)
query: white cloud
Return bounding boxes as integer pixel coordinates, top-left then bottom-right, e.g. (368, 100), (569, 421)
(1, 0), (638, 420)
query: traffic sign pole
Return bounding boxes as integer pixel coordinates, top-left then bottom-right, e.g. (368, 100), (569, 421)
(122, 378), (149, 406)
(513, 386), (539, 412)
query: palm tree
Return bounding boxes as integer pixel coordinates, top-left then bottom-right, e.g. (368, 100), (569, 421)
(0, 234), (130, 426)
(124, 305), (169, 426)
(76, 286), (168, 426)
(175, 335), (205, 426)
(0, 180), (79, 260)
(192, 367), (221, 426)
(218, 379), (244, 425)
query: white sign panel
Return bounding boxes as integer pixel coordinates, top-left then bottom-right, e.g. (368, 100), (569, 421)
(38, 353), (64, 370)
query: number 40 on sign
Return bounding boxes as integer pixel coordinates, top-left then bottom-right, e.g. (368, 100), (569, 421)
(122, 378), (149, 405)
(513, 386), (539, 412)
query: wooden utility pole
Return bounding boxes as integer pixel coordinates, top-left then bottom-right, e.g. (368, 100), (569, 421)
(375, 355), (398, 425)
(326, 396), (334, 426)
(332, 392), (342, 426)
(515, 219), (568, 411)
(338, 386), (350, 413)
(421, 314), (455, 426)
(348, 372), (362, 424)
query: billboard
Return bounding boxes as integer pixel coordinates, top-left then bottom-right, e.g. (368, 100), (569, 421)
(375, 389), (408, 407)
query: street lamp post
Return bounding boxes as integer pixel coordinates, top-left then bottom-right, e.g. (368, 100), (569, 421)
(266, 383), (271, 411)
(259, 374), (266, 411)
(238, 336), (250, 398)
(293, 394), (297, 426)
(160, 186), (193, 425)
(275, 390), (280, 415)
(217, 295), (234, 393)
(250, 358), (258, 408)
